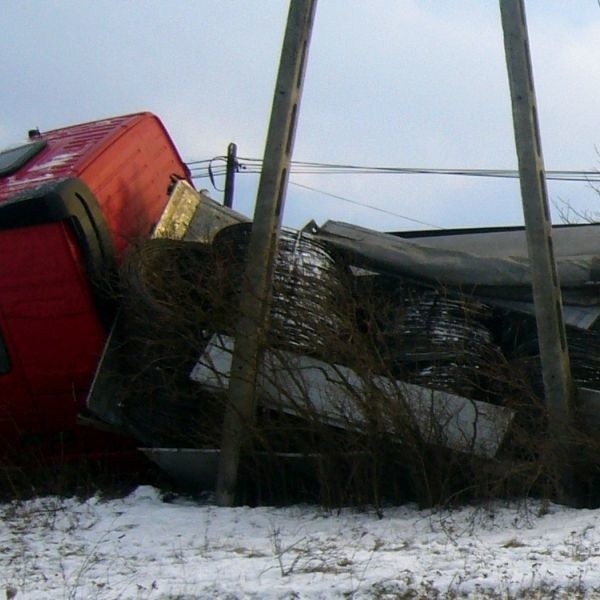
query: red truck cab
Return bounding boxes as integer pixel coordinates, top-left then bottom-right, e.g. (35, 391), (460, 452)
(0, 113), (190, 457)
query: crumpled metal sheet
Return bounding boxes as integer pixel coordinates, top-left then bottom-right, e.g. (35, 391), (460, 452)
(190, 334), (514, 458)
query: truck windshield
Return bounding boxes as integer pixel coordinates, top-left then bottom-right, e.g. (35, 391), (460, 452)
(0, 329), (8, 374)
(0, 140), (47, 178)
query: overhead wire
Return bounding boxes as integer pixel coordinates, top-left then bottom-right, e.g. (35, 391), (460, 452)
(187, 156), (600, 182)
(189, 158), (447, 226)
(186, 156), (600, 226)
(288, 181), (443, 229)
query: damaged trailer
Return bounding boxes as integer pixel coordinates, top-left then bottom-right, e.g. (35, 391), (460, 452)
(313, 220), (600, 403)
(87, 181), (600, 497)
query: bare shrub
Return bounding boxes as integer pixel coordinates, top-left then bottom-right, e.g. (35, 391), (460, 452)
(111, 224), (597, 508)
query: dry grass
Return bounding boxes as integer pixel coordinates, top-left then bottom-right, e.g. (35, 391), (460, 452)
(102, 225), (600, 508)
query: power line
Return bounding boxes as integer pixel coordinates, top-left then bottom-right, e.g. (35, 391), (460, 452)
(288, 181), (443, 229)
(186, 156), (600, 227)
(187, 156), (600, 182)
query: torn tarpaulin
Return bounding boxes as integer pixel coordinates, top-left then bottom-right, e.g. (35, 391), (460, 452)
(314, 220), (600, 326)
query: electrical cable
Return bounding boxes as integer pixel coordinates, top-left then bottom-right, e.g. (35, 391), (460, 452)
(288, 181), (444, 229)
(187, 156), (600, 182)
(186, 155), (600, 225)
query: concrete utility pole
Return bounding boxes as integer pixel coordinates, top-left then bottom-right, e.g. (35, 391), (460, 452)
(500, 1), (575, 451)
(215, 0), (318, 507)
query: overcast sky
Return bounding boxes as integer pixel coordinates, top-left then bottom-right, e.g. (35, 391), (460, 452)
(2, 1), (600, 231)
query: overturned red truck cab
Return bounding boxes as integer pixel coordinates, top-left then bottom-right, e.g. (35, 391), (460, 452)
(0, 112), (190, 458)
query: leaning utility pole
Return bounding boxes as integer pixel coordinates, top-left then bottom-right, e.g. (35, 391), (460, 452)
(500, 0), (575, 465)
(215, 0), (318, 507)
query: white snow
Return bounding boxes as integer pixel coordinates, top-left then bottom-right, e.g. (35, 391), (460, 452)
(2, 486), (600, 599)
(27, 152), (77, 172)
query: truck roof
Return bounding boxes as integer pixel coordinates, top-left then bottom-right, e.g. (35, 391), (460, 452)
(0, 112), (189, 203)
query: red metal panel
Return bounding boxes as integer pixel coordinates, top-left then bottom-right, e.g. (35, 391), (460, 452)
(0, 223), (105, 442)
(0, 112), (191, 456)
(77, 114), (191, 256)
(0, 114), (137, 202)
(0, 112), (190, 257)
(0, 304), (39, 444)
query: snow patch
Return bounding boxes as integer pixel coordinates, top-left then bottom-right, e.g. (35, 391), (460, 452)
(27, 152), (77, 172)
(1, 487), (600, 598)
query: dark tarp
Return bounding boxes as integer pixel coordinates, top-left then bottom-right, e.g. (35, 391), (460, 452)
(314, 220), (600, 326)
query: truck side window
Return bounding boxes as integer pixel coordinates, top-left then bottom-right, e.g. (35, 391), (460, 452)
(0, 329), (9, 374)
(0, 140), (47, 178)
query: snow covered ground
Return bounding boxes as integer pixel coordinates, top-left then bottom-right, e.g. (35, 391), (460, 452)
(2, 486), (600, 599)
